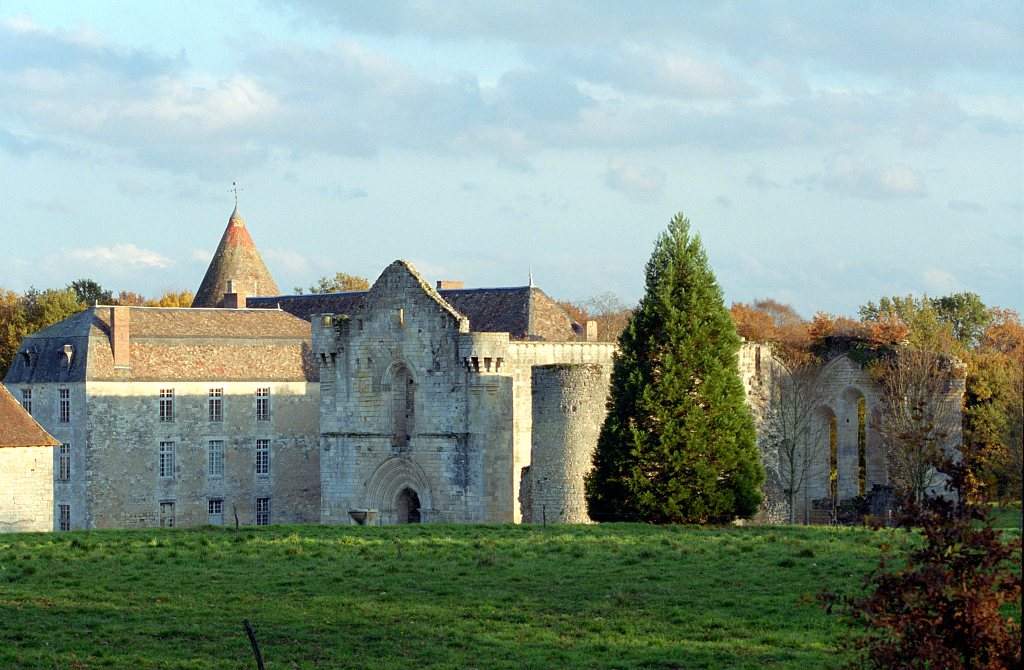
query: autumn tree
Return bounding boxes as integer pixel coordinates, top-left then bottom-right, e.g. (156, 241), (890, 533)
(762, 354), (828, 523)
(297, 272), (370, 294)
(144, 290), (194, 307)
(585, 213), (763, 523)
(873, 348), (962, 504)
(69, 278), (113, 306)
(0, 289), (27, 377)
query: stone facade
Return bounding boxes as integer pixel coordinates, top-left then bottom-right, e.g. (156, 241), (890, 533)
(0, 447), (54, 533)
(312, 261), (617, 525)
(4, 306), (320, 531)
(0, 384), (58, 533)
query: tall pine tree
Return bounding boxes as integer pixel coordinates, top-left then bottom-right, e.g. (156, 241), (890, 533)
(585, 213), (763, 523)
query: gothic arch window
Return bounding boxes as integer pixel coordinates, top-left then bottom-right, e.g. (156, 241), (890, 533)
(817, 406), (839, 502)
(390, 363), (415, 448)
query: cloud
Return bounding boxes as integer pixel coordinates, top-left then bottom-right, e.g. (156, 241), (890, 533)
(948, 199), (986, 214)
(922, 268), (957, 294)
(821, 157), (927, 200)
(604, 160), (665, 200)
(746, 166), (782, 190)
(67, 244), (173, 268)
(263, 248), (310, 275)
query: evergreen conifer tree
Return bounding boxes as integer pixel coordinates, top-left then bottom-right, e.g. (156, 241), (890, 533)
(585, 213), (764, 523)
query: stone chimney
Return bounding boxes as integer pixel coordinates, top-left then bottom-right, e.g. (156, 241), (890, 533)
(585, 320), (598, 342)
(111, 306), (130, 368)
(436, 280), (464, 290)
(223, 279), (248, 309)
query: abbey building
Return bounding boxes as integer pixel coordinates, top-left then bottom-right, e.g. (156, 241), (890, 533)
(2, 205), (962, 531)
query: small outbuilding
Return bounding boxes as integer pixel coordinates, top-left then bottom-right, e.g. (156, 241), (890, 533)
(0, 383), (58, 532)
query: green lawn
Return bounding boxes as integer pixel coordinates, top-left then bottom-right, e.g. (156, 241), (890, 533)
(0, 523), (926, 669)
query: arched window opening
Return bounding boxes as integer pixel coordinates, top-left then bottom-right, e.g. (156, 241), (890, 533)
(857, 397), (867, 495)
(391, 365), (415, 448)
(396, 487), (421, 524)
(829, 415), (839, 502)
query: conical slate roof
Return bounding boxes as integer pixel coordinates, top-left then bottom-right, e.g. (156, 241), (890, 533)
(192, 206), (280, 308)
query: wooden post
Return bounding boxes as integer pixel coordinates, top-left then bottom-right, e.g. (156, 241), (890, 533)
(243, 620), (265, 670)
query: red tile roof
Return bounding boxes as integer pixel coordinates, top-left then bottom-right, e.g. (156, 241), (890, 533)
(0, 384), (59, 448)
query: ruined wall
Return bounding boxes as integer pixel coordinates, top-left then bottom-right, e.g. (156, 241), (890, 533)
(0, 446), (54, 533)
(524, 364), (609, 524)
(84, 380), (319, 528)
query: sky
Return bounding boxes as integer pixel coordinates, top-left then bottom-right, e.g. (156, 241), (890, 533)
(1, 1), (1021, 316)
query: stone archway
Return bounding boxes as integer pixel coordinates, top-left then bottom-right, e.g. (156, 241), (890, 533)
(395, 487), (421, 523)
(364, 456), (433, 524)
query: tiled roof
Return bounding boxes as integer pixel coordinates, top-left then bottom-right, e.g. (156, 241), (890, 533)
(249, 285), (578, 341)
(0, 384), (59, 448)
(192, 206), (280, 307)
(3, 306), (316, 384)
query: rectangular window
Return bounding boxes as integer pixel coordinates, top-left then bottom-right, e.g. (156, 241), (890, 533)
(159, 441), (175, 479)
(208, 388), (223, 422)
(159, 501), (175, 528)
(255, 439), (270, 477)
(208, 499), (224, 525)
(58, 443), (71, 481)
(256, 387), (270, 422)
(159, 389), (174, 422)
(208, 440), (224, 478)
(255, 497), (270, 526)
(21, 388), (31, 414)
(58, 504), (70, 531)
(59, 388), (70, 423)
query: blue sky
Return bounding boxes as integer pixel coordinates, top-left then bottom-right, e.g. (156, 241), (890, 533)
(1, 1), (1021, 316)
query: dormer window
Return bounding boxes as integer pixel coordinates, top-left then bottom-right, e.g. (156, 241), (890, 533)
(61, 344), (74, 367)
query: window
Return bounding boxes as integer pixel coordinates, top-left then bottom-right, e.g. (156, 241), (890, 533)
(58, 443), (71, 481)
(20, 388), (31, 414)
(255, 439), (270, 477)
(59, 388), (70, 423)
(208, 440), (224, 478)
(208, 388), (223, 422)
(160, 501), (175, 528)
(255, 497), (270, 526)
(208, 499), (224, 525)
(256, 387), (270, 422)
(159, 441), (175, 479)
(58, 504), (70, 531)
(159, 389), (174, 422)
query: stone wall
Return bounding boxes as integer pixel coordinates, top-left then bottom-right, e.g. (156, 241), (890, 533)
(0, 446), (54, 533)
(4, 382), (89, 530)
(523, 364), (609, 524)
(84, 380), (319, 529)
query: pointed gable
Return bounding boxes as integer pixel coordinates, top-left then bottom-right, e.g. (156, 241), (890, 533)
(192, 206), (280, 308)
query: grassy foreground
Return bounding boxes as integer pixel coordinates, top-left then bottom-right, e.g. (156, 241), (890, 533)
(0, 523), (916, 669)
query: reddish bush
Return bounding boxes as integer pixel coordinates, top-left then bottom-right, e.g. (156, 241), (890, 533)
(823, 461), (1022, 669)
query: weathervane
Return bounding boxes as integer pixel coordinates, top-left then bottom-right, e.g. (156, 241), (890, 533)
(230, 180), (243, 207)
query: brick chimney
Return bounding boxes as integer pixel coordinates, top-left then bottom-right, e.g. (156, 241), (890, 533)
(111, 306), (130, 368)
(223, 279), (248, 309)
(436, 280), (464, 290)
(585, 320), (598, 342)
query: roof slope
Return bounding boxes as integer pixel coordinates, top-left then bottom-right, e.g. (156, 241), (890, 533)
(192, 206), (280, 307)
(4, 306), (316, 383)
(248, 283), (578, 341)
(0, 384), (59, 448)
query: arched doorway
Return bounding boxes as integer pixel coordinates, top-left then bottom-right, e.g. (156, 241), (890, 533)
(395, 487), (421, 523)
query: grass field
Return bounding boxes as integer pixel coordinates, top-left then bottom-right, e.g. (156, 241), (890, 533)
(0, 522), (1009, 669)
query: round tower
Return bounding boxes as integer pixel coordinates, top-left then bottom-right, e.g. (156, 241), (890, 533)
(529, 364), (607, 524)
